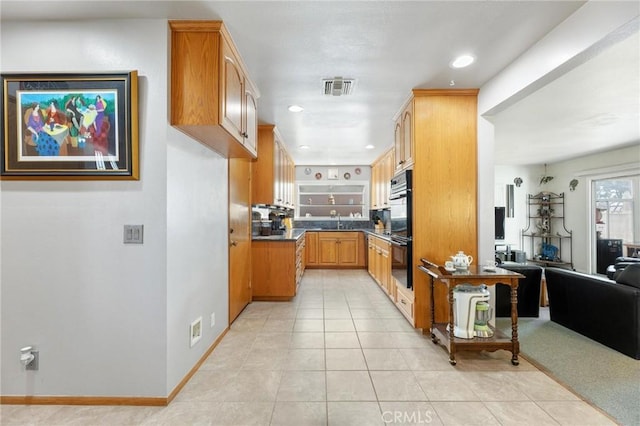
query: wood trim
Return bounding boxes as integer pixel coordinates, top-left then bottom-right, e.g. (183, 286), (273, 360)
(0, 396), (167, 406)
(1, 327), (230, 407)
(167, 327), (229, 404)
(371, 146), (393, 166)
(412, 88), (479, 97)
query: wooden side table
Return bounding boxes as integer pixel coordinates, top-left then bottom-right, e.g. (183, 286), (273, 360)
(418, 259), (524, 366)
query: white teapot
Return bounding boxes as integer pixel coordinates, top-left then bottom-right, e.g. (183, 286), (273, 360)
(451, 251), (473, 269)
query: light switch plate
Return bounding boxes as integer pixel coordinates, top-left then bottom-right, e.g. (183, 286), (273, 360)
(124, 225), (144, 244)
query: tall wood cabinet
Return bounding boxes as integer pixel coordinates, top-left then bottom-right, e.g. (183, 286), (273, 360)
(401, 89), (479, 329)
(169, 20), (258, 159)
(252, 125), (295, 208)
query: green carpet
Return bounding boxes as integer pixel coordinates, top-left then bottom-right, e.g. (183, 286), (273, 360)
(497, 308), (640, 426)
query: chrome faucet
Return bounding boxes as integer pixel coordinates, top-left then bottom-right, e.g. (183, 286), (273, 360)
(337, 214), (343, 229)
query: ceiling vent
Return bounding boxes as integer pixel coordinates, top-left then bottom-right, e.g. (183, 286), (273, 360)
(323, 77), (356, 96)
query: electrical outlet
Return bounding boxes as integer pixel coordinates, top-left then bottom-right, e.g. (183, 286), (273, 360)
(190, 317), (202, 347)
(210, 312), (216, 328)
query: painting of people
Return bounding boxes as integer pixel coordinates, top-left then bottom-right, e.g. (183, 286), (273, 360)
(18, 91), (118, 160)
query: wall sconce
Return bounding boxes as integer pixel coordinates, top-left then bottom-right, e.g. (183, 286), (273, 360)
(513, 177), (523, 187)
(569, 179), (579, 192)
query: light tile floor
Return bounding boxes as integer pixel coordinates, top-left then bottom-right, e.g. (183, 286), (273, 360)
(1, 269), (617, 425)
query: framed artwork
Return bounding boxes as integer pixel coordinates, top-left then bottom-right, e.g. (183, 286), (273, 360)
(327, 168), (339, 180)
(1, 71), (139, 179)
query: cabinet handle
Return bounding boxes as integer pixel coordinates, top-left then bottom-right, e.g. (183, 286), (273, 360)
(241, 131), (249, 138)
(400, 299), (406, 305)
(230, 240), (238, 247)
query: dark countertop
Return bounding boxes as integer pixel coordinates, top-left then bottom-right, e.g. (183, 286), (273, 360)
(252, 228), (306, 242)
(363, 229), (392, 242)
(252, 228), (389, 242)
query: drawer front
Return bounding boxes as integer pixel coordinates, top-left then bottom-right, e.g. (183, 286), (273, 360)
(396, 287), (414, 323)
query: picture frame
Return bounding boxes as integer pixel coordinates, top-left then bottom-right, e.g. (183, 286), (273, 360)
(1, 71), (139, 180)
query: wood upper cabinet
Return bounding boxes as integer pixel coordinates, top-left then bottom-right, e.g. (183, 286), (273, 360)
(370, 161), (380, 209)
(393, 99), (414, 171)
(252, 125), (295, 208)
(370, 148), (394, 210)
(244, 81), (258, 155)
(169, 20), (258, 158)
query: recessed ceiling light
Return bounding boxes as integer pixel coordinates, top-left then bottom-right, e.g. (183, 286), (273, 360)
(299, 145), (310, 150)
(365, 144), (375, 150)
(450, 54), (475, 69)
(288, 105), (304, 113)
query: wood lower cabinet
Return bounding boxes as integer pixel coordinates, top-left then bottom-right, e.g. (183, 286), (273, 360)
(307, 231), (365, 268)
(252, 236), (305, 300)
(367, 234), (393, 300)
(170, 20), (258, 159)
(395, 282), (415, 324)
(305, 231), (319, 266)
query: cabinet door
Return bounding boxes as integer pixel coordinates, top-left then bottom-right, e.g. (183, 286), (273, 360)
(370, 163), (377, 209)
(394, 119), (403, 171)
(243, 86), (258, 156)
(384, 149), (394, 208)
(401, 104), (414, 168)
(273, 141), (283, 205)
(306, 232), (318, 265)
(221, 41), (244, 143)
(318, 236), (338, 264)
(381, 242), (391, 296)
(367, 239), (376, 278)
(337, 235), (358, 265)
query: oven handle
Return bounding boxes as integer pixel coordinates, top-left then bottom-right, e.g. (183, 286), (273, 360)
(390, 239), (408, 247)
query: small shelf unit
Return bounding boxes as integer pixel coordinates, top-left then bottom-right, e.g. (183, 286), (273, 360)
(522, 192), (573, 269)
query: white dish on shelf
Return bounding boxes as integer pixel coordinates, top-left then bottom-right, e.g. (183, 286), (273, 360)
(445, 267), (457, 272)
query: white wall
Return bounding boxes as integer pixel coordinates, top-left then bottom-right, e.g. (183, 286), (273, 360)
(166, 129), (229, 390)
(494, 165), (542, 252)
(1, 19), (229, 397)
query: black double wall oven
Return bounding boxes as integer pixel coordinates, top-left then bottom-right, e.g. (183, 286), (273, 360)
(389, 169), (413, 289)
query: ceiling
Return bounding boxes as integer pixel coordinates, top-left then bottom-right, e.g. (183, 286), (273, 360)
(2, 1), (638, 166)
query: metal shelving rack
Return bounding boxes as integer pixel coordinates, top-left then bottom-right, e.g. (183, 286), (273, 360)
(521, 192), (573, 269)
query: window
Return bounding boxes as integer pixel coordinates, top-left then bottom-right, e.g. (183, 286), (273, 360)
(594, 177), (636, 241)
(593, 175), (639, 271)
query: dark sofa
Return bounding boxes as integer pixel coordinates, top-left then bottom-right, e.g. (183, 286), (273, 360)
(495, 263), (543, 318)
(606, 256), (640, 280)
(545, 264), (640, 359)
